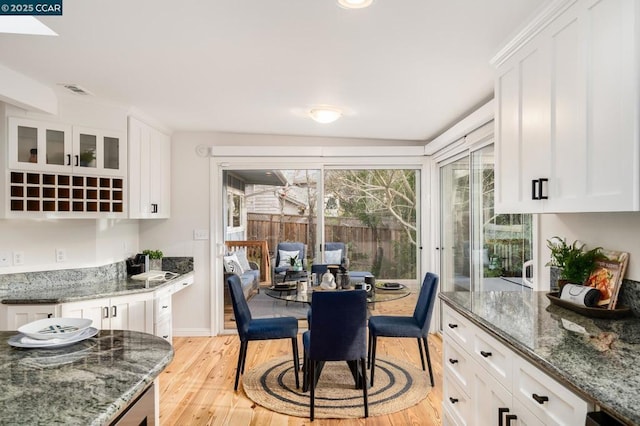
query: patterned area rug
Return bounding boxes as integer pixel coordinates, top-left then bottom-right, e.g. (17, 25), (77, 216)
(242, 355), (430, 419)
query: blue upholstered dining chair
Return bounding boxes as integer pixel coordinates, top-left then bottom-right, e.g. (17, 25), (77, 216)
(302, 290), (368, 421)
(226, 274), (299, 391)
(368, 272), (439, 387)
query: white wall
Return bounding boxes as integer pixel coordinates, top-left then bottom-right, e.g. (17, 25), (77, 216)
(539, 212), (640, 287)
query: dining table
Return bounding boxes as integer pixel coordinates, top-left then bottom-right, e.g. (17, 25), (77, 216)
(264, 282), (411, 306)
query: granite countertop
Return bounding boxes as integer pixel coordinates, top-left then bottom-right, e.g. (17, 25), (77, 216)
(0, 257), (194, 304)
(0, 329), (173, 425)
(440, 291), (640, 425)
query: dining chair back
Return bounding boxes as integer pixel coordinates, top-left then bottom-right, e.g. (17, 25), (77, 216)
(368, 272), (439, 387)
(227, 274), (299, 391)
(303, 290), (368, 420)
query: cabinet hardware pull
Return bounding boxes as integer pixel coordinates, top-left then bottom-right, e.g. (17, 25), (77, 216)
(448, 358), (458, 364)
(151, 203), (158, 213)
(112, 305), (117, 318)
(505, 414), (517, 425)
(498, 407), (510, 426)
(539, 178), (548, 199)
(531, 179), (539, 200)
(66, 154), (71, 166)
(162, 305), (168, 309)
(162, 335), (169, 339)
(74, 155), (79, 167)
(480, 350), (492, 358)
(448, 323), (458, 329)
(532, 393), (549, 404)
(103, 306), (109, 319)
(183, 282), (188, 286)
(449, 397), (458, 404)
(47, 313), (53, 318)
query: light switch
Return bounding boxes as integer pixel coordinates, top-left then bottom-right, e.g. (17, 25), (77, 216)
(193, 229), (209, 240)
(0, 251), (10, 267)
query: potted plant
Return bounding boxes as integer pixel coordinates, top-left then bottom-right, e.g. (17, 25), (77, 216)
(289, 254), (301, 271)
(143, 249), (163, 271)
(546, 237), (604, 290)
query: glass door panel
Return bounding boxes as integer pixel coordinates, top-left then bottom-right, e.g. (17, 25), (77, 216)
(78, 133), (97, 168)
(17, 126), (38, 164)
(46, 129), (66, 166)
(103, 136), (120, 170)
(440, 157), (470, 292)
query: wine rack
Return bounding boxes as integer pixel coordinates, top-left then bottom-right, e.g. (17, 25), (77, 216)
(9, 171), (125, 215)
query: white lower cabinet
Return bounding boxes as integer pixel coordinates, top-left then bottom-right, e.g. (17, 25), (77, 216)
(61, 293), (153, 332)
(442, 304), (591, 425)
(0, 304), (60, 330)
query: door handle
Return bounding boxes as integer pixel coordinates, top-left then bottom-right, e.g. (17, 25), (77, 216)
(480, 350), (492, 358)
(448, 358), (458, 364)
(151, 203), (158, 213)
(447, 323), (458, 329)
(538, 178), (548, 199)
(111, 305), (117, 318)
(449, 397), (458, 404)
(532, 393), (549, 404)
(74, 155), (79, 167)
(505, 414), (517, 425)
(103, 306), (110, 319)
(498, 407), (509, 426)
(531, 179), (539, 200)
(66, 154), (71, 166)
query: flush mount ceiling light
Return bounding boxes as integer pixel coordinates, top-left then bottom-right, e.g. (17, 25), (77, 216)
(337, 0), (374, 9)
(309, 106), (343, 124)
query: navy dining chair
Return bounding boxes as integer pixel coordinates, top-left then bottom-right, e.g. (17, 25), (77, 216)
(303, 290), (368, 421)
(227, 274), (299, 391)
(368, 272), (439, 386)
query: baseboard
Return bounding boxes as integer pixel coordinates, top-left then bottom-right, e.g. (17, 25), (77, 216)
(172, 328), (212, 337)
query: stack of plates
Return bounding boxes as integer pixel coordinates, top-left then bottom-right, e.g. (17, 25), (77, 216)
(8, 318), (98, 348)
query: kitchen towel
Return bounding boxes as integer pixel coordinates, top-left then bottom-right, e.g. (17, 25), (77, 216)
(560, 283), (601, 307)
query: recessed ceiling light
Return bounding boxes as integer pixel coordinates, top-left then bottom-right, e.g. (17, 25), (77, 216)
(0, 16), (57, 35)
(309, 106), (343, 124)
(337, 0), (374, 9)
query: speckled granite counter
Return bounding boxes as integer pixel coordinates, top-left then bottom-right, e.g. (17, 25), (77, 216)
(440, 291), (640, 425)
(0, 329), (173, 425)
(0, 257), (193, 304)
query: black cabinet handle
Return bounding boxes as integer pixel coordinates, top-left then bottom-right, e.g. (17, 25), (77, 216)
(532, 393), (549, 404)
(480, 350), (492, 358)
(448, 358), (458, 364)
(539, 178), (548, 199)
(111, 305), (117, 318)
(531, 179), (539, 200)
(448, 323), (458, 329)
(47, 313), (53, 318)
(505, 414), (517, 425)
(449, 397), (458, 404)
(66, 154), (71, 166)
(151, 203), (158, 213)
(162, 335), (169, 339)
(74, 155), (79, 166)
(103, 306), (109, 319)
(498, 407), (509, 426)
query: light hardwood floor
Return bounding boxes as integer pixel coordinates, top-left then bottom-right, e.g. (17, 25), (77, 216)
(159, 333), (443, 425)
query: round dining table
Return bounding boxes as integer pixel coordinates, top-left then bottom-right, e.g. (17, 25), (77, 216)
(264, 283), (411, 305)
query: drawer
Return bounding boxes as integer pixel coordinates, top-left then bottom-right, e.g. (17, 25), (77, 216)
(155, 294), (172, 320)
(443, 373), (472, 426)
(173, 274), (194, 292)
(443, 338), (473, 391)
(513, 356), (590, 425)
(442, 304), (473, 352)
(155, 316), (172, 343)
(470, 323), (513, 390)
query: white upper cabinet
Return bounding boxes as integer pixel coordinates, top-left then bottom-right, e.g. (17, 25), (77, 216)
(128, 116), (171, 219)
(493, 0), (639, 213)
(8, 117), (126, 177)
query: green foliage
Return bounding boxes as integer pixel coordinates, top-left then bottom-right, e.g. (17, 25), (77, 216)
(545, 237), (604, 284)
(289, 254), (299, 267)
(142, 249), (163, 260)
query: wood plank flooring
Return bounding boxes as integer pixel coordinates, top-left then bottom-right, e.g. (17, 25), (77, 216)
(159, 332), (443, 425)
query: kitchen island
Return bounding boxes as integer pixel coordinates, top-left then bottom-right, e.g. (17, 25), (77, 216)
(0, 329), (173, 425)
(440, 291), (640, 425)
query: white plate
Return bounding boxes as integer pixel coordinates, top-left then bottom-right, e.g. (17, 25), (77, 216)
(17, 317), (93, 341)
(8, 327), (99, 349)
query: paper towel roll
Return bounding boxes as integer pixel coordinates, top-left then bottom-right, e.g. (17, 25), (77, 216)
(560, 283), (601, 307)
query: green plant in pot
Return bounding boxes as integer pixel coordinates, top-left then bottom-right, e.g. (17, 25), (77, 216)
(143, 249), (163, 271)
(546, 237), (604, 290)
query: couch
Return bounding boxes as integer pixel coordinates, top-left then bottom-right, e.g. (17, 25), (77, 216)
(223, 249), (260, 306)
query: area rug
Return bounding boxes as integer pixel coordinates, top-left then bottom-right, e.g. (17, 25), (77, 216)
(242, 355), (430, 418)
(247, 291), (309, 320)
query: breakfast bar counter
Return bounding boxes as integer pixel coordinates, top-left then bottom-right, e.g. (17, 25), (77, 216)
(440, 291), (640, 425)
(0, 329), (173, 425)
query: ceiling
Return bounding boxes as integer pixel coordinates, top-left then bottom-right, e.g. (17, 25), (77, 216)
(0, 0), (542, 142)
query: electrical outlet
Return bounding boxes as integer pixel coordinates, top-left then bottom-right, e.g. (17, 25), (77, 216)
(0, 251), (10, 267)
(55, 248), (66, 263)
(193, 229), (209, 240)
(13, 251), (24, 266)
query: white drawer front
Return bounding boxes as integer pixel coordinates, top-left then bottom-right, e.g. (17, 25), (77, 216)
(471, 324), (513, 390)
(155, 295), (172, 320)
(443, 374), (472, 426)
(442, 305), (473, 352)
(513, 356), (589, 425)
(173, 274), (194, 292)
(443, 339), (472, 391)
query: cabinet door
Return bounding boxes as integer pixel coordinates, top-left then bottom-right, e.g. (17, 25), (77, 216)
(8, 117), (72, 173)
(73, 127), (126, 177)
(61, 298), (109, 330)
(148, 128), (171, 218)
(1, 304), (60, 330)
(110, 293), (153, 332)
(470, 361), (512, 426)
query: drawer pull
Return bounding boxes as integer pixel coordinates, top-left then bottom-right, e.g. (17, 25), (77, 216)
(449, 397), (458, 404)
(505, 414), (517, 425)
(162, 335), (169, 339)
(532, 393), (549, 404)
(498, 408), (509, 426)
(448, 358), (458, 365)
(480, 350), (492, 358)
(162, 305), (169, 309)
(447, 323), (458, 329)
(183, 282), (188, 286)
